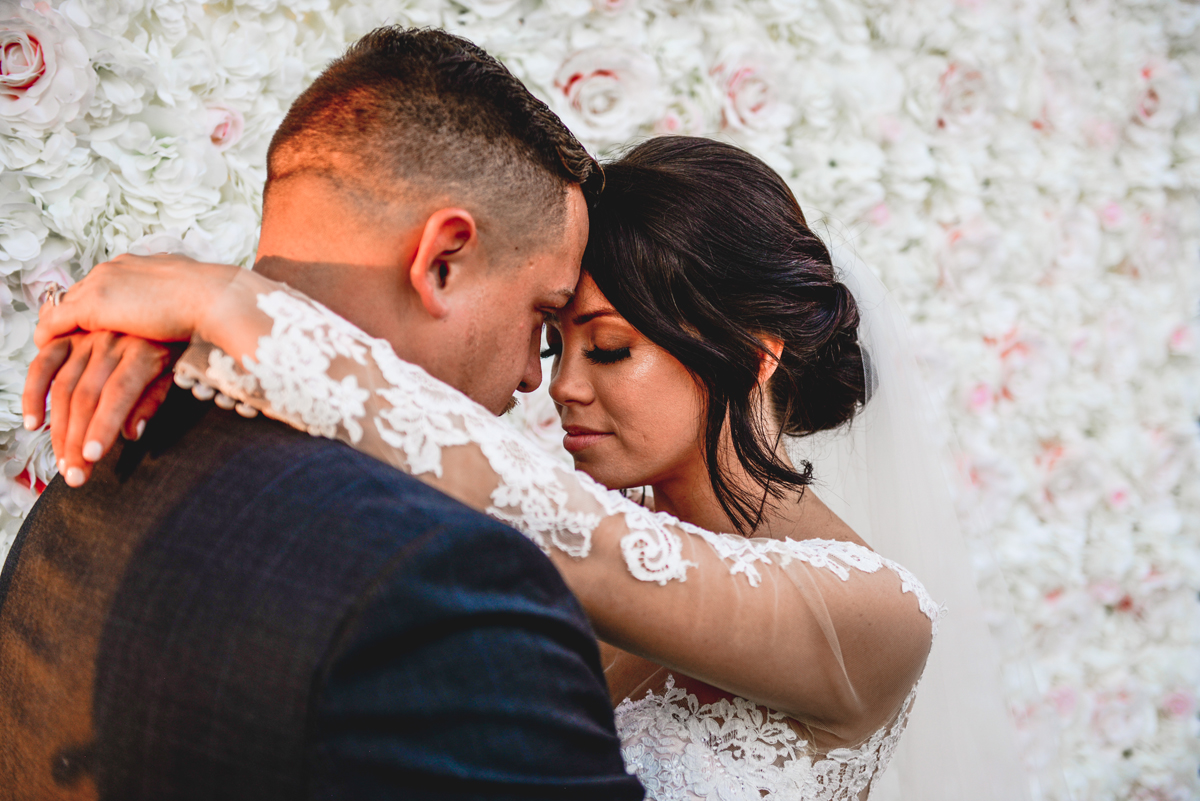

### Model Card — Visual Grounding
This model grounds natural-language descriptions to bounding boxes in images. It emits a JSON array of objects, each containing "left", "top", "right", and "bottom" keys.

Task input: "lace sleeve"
[{"left": 176, "top": 274, "right": 939, "bottom": 745}]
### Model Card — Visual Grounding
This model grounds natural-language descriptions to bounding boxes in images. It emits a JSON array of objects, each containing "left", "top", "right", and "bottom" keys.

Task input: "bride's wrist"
[{"left": 193, "top": 266, "right": 278, "bottom": 363}]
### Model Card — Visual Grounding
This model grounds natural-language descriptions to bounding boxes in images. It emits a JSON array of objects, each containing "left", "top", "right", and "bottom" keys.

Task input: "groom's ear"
[{"left": 409, "top": 208, "right": 478, "bottom": 319}]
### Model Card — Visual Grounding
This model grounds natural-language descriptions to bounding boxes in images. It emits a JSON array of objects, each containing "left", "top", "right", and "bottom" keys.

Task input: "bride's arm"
[{"left": 29, "top": 257, "right": 936, "bottom": 745}]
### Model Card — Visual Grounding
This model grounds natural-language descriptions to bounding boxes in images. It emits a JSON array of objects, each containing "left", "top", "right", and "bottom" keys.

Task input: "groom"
[{"left": 0, "top": 27, "right": 642, "bottom": 800}]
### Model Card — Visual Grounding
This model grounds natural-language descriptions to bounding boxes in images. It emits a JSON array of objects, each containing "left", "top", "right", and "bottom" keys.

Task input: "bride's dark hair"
[{"left": 583, "top": 136, "right": 866, "bottom": 535}]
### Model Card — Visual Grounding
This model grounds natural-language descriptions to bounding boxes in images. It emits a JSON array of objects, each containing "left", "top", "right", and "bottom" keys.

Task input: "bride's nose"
[{"left": 548, "top": 351, "right": 594, "bottom": 407}]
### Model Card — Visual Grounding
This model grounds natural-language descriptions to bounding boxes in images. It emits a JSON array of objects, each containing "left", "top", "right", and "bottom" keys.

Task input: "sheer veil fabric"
[{"left": 786, "top": 245, "right": 1035, "bottom": 801}]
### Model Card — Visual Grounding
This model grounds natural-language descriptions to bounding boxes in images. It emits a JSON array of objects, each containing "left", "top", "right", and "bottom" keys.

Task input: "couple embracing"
[{"left": 2, "top": 26, "right": 991, "bottom": 801}]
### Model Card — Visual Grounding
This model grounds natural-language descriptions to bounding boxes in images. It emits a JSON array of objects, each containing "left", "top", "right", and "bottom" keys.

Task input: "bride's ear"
[
  {"left": 409, "top": 208, "right": 478, "bottom": 319},
  {"left": 757, "top": 335, "right": 785, "bottom": 386}
]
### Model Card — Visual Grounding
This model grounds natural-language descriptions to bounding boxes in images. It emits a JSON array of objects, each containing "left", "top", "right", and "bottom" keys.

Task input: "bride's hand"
[
  {"left": 25, "top": 252, "right": 243, "bottom": 486},
  {"left": 32, "top": 253, "right": 240, "bottom": 349},
  {"left": 23, "top": 332, "right": 182, "bottom": 486}
]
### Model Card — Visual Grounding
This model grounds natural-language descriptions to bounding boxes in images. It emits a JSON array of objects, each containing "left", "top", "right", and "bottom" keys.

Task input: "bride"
[{"left": 26, "top": 137, "right": 1008, "bottom": 799}]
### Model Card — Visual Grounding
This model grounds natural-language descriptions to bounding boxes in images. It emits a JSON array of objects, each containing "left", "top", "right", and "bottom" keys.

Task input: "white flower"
[
  {"left": 0, "top": 426, "right": 53, "bottom": 518},
  {"left": 456, "top": 0, "right": 521, "bottom": 18},
  {"left": 0, "top": 0, "right": 95, "bottom": 133},
  {"left": 18, "top": 235, "right": 74, "bottom": 308},
  {"left": 553, "top": 46, "right": 660, "bottom": 145},
  {"left": 126, "top": 229, "right": 219, "bottom": 263}
]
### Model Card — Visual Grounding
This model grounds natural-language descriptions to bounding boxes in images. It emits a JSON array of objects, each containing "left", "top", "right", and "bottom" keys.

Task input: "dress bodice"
[
  {"left": 609, "top": 536, "right": 937, "bottom": 801},
  {"left": 617, "top": 677, "right": 918, "bottom": 801}
]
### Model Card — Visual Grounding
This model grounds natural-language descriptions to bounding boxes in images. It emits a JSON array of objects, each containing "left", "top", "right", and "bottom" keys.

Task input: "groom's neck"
[{"left": 252, "top": 255, "right": 416, "bottom": 347}]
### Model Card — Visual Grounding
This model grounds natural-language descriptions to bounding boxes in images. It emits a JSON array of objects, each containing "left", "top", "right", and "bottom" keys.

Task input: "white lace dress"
[{"left": 174, "top": 279, "right": 941, "bottom": 801}]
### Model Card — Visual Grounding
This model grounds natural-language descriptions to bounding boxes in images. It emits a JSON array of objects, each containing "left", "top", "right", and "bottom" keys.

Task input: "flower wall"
[{"left": 1, "top": 0, "right": 1197, "bottom": 797}]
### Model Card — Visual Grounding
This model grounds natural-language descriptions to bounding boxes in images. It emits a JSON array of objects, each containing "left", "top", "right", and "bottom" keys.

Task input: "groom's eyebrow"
[{"left": 572, "top": 309, "right": 617, "bottom": 325}]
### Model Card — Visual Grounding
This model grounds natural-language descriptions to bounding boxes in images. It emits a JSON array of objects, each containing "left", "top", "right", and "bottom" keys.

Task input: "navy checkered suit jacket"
[{"left": 0, "top": 388, "right": 642, "bottom": 800}]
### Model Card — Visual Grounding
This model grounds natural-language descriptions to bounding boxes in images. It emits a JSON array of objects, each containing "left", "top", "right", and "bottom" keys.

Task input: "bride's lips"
[{"left": 562, "top": 425, "right": 613, "bottom": 454}]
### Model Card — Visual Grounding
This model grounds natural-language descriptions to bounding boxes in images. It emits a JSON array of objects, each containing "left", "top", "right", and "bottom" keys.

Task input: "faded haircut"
[{"left": 265, "top": 26, "right": 600, "bottom": 255}]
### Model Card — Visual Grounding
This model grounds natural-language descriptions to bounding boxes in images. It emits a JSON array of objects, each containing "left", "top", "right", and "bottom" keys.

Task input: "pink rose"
[
  {"left": 206, "top": 103, "right": 244, "bottom": 151},
  {"left": 554, "top": 47, "right": 659, "bottom": 143},
  {"left": 1133, "top": 61, "right": 1186, "bottom": 131},
  {"left": 711, "top": 47, "right": 789, "bottom": 133},
  {"left": 1046, "top": 686, "right": 1078, "bottom": 717},
  {"left": 0, "top": 1, "right": 94, "bottom": 132},
  {"left": 936, "top": 62, "right": 989, "bottom": 133},
  {"left": 1161, "top": 690, "right": 1195, "bottom": 719},
  {"left": 867, "top": 202, "right": 891, "bottom": 227},
  {"left": 1168, "top": 324, "right": 1194, "bottom": 355},
  {"left": 1100, "top": 201, "right": 1125, "bottom": 229}
]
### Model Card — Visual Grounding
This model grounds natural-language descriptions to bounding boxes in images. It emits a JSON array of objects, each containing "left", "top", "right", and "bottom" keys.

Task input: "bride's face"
[{"left": 545, "top": 273, "right": 706, "bottom": 490}]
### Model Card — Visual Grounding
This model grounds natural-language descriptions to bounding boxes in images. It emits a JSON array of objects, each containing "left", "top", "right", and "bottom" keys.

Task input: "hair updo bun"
[
  {"left": 583, "top": 136, "right": 868, "bottom": 535},
  {"left": 774, "top": 281, "right": 867, "bottom": 437}
]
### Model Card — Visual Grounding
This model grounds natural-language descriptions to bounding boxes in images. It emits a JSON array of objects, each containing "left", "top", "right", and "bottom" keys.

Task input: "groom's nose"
[{"left": 517, "top": 329, "right": 543, "bottom": 393}]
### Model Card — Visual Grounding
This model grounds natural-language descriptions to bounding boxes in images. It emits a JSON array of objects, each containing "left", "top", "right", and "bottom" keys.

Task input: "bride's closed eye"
[{"left": 584, "top": 345, "right": 631, "bottom": 365}]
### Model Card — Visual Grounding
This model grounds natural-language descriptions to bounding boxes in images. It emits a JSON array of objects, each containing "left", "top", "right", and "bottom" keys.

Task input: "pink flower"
[
  {"left": 1088, "top": 579, "right": 1123, "bottom": 605},
  {"left": 968, "top": 383, "right": 992, "bottom": 412},
  {"left": 1107, "top": 487, "right": 1130, "bottom": 511},
  {"left": 1161, "top": 690, "right": 1194, "bottom": 718},
  {"left": 1047, "top": 686, "right": 1078, "bottom": 717},
  {"left": 710, "top": 46, "right": 789, "bottom": 133},
  {"left": 868, "top": 202, "right": 891, "bottom": 227},
  {"left": 1168, "top": 324, "right": 1194, "bottom": 355},
  {"left": 206, "top": 103, "right": 244, "bottom": 151},
  {"left": 1100, "top": 201, "right": 1125, "bottom": 229},
  {"left": 876, "top": 115, "right": 904, "bottom": 144},
  {"left": 937, "top": 62, "right": 989, "bottom": 132},
  {"left": 1085, "top": 118, "right": 1119, "bottom": 150},
  {"left": 0, "top": 1, "right": 94, "bottom": 132},
  {"left": 554, "top": 47, "right": 659, "bottom": 142}
]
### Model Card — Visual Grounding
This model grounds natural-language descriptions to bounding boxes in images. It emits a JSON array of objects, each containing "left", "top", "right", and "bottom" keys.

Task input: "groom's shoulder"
[{"left": 0, "top": 390, "right": 637, "bottom": 800}]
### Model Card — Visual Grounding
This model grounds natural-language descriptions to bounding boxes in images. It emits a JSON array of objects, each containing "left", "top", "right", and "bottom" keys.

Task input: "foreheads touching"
[{"left": 262, "top": 26, "right": 601, "bottom": 265}]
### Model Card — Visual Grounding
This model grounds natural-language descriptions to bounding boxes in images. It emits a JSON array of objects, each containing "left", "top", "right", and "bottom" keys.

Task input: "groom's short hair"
[{"left": 265, "top": 27, "right": 598, "bottom": 252}]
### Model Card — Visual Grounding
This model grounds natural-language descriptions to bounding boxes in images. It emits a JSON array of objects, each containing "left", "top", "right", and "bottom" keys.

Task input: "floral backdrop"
[{"left": 0, "top": 0, "right": 1197, "bottom": 797}]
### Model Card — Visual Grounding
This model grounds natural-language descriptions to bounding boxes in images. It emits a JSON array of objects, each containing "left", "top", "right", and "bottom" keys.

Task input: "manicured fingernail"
[
  {"left": 135, "top": 419, "right": 146, "bottom": 440},
  {"left": 82, "top": 441, "right": 102, "bottom": 462},
  {"left": 65, "top": 467, "right": 85, "bottom": 487},
  {"left": 23, "top": 415, "right": 37, "bottom": 431}
]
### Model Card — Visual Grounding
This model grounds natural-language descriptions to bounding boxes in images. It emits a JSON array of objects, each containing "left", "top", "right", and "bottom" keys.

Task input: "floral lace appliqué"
[
  {"left": 616, "top": 674, "right": 920, "bottom": 801},
  {"left": 690, "top": 532, "right": 944, "bottom": 634},
  {"left": 177, "top": 289, "right": 700, "bottom": 571}
]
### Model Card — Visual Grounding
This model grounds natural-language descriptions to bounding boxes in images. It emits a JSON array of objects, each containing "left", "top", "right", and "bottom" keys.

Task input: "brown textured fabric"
[{"left": 0, "top": 393, "right": 216, "bottom": 800}]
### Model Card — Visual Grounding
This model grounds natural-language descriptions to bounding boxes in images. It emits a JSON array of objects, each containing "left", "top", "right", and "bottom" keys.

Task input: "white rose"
[
  {"left": 91, "top": 106, "right": 225, "bottom": 228},
  {"left": 0, "top": 0, "right": 95, "bottom": 133},
  {"left": 126, "top": 229, "right": 220, "bottom": 263},
  {"left": 0, "top": 427, "right": 54, "bottom": 518},
  {"left": 18, "top": 235, "right": 74, "bottom": 308},
  {"left": 457, "top": 0, "right": 522, "bottom": 17},
  {"left": 553, "top": 46, "right": 660, "bottom": 145}
]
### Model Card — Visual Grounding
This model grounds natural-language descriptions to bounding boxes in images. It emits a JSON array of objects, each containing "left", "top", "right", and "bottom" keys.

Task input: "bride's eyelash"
[
  {"left": 584, "top": 346, "right": 631, "bottom": 365},
  {"left": 540, "top": 342, "right": 561, "bottom": 359}
]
